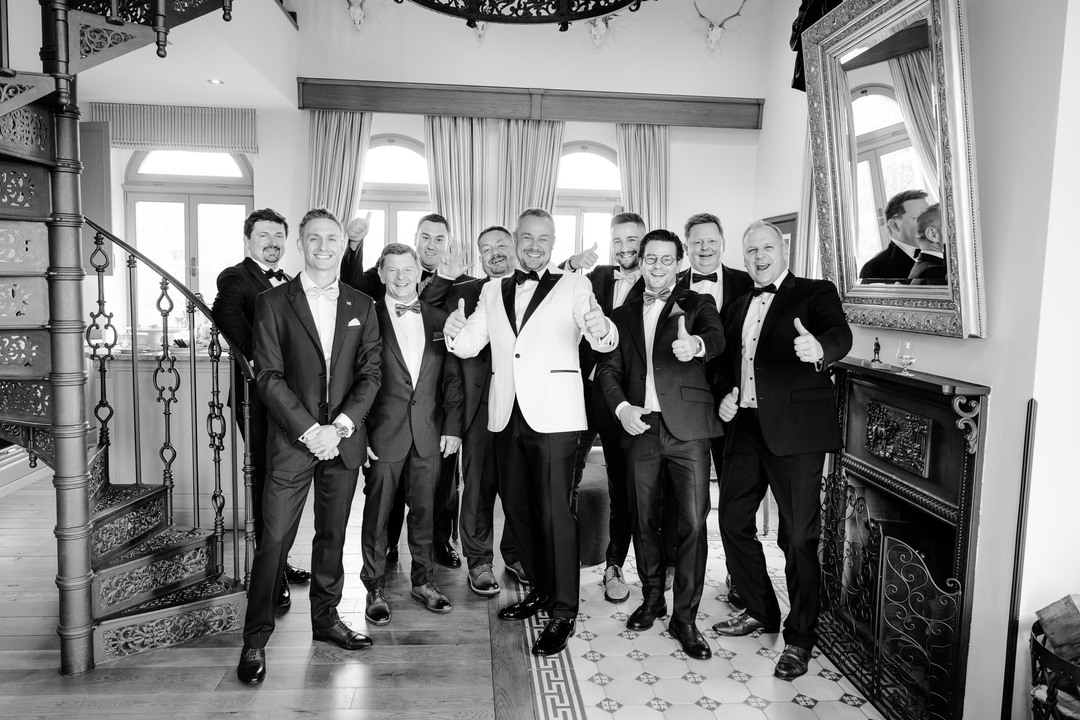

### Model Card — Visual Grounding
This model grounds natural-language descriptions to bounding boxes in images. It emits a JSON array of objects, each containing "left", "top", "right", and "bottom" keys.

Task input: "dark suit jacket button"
[
  {"left": 319, "top": 401, "right": 327, "bottom": 408},
  {"left": 411, "top": 400, "right": 417, "bottom": 406},
  {"left": 515, "top": 353, "right": 521, "bottom": 358},
  {"left": 319, "top": 373, "right": 326, "bottom": 379}
]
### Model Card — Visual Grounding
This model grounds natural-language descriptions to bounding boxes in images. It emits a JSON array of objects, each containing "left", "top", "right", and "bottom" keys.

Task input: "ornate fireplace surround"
[{"left": 818, "top": 359, "right": 989, "bottom": 720}]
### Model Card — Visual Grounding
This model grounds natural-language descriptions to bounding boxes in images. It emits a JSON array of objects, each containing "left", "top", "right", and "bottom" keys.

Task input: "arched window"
[
  {"left": 357, "top": 135, "right": 432, "bottom": 269},
  {"left": 124, "top": 150, "right": 253, "bottom": 330},
  {"left": 851, "top": 85, "right": 934, "bottom": 266},
  {"left": 554, "top": 142, "right": 621, "bottom": 265}
]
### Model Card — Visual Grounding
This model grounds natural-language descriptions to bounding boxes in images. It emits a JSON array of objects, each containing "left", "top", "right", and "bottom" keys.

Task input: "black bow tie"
[
  {"left": 395, "top": 301, "right": 421, "bottom": 317},
  {"left": 514, "top": 269, "right": 540, "bottom": 285},
  {"left": 691, "top": 272, "right": 718, "bottom": 284},
  {"left": 643, "top": 288, "right": 671, "bottom": 308},
  {"left": 264, "top": 268, "right": 285, "bottom": 282},
  {"left": 750, "top": 284, "right": 777, "bottom": 297},
  {"left": 421, "top": 269, "right": 434, "bottom": 281}
]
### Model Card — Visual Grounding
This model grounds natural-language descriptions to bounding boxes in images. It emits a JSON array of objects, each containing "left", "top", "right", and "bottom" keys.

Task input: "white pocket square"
[{"left": 348, "top": 318, "right": 362, "bottom": 327}]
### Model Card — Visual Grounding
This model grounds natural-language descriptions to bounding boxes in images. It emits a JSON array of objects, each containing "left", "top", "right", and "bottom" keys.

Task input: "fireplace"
[{"left": 818, "top": 359, "right": 989, "bottom": 720}]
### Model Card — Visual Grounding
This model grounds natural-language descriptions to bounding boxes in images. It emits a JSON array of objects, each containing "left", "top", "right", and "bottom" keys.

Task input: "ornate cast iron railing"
[
  {"left": 83, "top": 216, "right": 254, "bottom": 583},
  {"left": 70, "top": 0, "right": 234, "bottom": 56}
]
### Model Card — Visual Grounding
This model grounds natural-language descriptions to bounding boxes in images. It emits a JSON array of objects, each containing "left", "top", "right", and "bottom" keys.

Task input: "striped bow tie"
[{"left": 395, "top": 301, "right": 421, "bottom": 316}]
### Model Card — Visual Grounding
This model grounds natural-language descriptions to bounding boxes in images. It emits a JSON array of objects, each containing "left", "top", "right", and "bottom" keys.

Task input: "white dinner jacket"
[{"left": 447, "top": 265, "right": 617, "bottom": 434}]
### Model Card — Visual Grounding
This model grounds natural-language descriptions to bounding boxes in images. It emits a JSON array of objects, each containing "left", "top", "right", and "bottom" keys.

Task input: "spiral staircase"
[{"left": 0, "top": 0, "right": 253, "bottom": 675}]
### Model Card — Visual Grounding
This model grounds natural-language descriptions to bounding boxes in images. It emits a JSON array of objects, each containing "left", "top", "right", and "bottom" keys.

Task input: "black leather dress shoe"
[
  {"left": 711, "top": 612, "right": 779, "bottom": 637},
  {"left": 237, "top": 646, "right": 265, "bottom": 684},
  {"left": 532, "top": 617, "right": 575, "bottom": 656},
  {"left": 285, "top": 564, "right": 311, "bottom": 584},
  {"left": 726, "top": 577, "right": 745, "bottom": 610},
  {"left": 497, "top": 591, "right": 549, "bottom": 621},
  {"left": 669, "top": 620, "right": 712, "bottom": 660},
  {"left": 386, "top": 546, "right": 399, "bottom": 565},
  {"left": 626, "top": 602, "right": 668, "bottom": 631},
  {"left": 434, "top": 541, "right": 461, "bottom": 569},
  {"left": 411, "top": 582, "right": 453, "bottom": 613},
  {"left": 313, "top": 619, "right": 373, "bottom": 650},
  {"left": 277, "top": 579, "right": 291, "bottom": 611},
  {"left": 365, "top": 589, "right": 391, "bottom": 626},
  {"left": 774, "top": 645, "right": 811, "bottom": 680}
]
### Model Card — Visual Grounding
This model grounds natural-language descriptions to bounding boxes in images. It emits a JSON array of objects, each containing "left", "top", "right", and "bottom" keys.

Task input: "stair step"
[
  {"left": 93, "top": 576, "right": 246, "bottom": 663},
  {"left": 93, "top": 527, "right": 216, "bottom": 619},
  {"left": 91, "top": 483, "right": 170, "bottom": 566}
]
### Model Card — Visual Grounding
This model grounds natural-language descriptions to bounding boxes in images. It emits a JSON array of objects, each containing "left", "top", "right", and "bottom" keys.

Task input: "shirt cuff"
[
  {"left": 333, "top": 413, "right": 355, "bottom": 437},
  {"left": 693, "top": 335, "right": 706, "bottom": 358},
  {"left": 615, "top": 401, "right": 630, "bottom": 419},
  {"left": 596, "top": 326, "right": 616, "bottom": 347},
  {"left": 299, "top": 423, "right": 320, "bottom": 442}
]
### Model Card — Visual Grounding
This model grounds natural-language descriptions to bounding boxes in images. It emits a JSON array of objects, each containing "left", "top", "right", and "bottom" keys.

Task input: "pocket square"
[{"left": 347, "top": 317, "right": 362, "bottom": 327}]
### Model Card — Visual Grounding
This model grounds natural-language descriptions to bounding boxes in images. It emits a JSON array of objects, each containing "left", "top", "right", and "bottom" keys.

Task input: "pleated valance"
[{"left": 88, "top": 102, "right": 258, "bottom": 153}]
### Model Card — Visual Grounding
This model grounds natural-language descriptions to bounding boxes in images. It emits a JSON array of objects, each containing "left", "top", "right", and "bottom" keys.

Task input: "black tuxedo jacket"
[
  {"left": 676, "top": 264, "right": 755, "bottom": 322},
  {"left": 252, "top": 277, "right": 382, "bottom": 471},
  {"left": 716, "top": 273, "right": 852, "bottom": 457},
  {"left": 447, "top": 276, "right": 493, "bottom": 430},
  {"left": 348, "top": 265, "right": 458, "bottom": 311},
  {"left": 577, "top": 264, "right": 646, "bottom": 379},
  {"left": 909, "top": 254, "right": 947, "bottom": 285},
  {"left": 340, "top": 243, "right": 365, "bottom": 292},
  {"left": 368, "top": 299, "right": 464, "bottom": 463},
  {"left": 213, "top": 257, "right": 274, "bottom": 361},
  {"left": 859, "top": 242, "right": 915, "bottom": 283},
  {"left": 597, "top": 286, "right": 725, "bottom": 444}
]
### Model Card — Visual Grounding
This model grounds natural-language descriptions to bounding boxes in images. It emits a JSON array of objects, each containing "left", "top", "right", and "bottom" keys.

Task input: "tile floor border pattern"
[{"left": 523, "top": 531, "right": 885, "bottom": 720}]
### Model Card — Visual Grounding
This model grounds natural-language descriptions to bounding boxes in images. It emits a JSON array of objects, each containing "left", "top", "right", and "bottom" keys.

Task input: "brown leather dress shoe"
[
  {"left": 669, "top": 620, "right": 712, "bottom": 660},
  {"left": 237, "top": 645, "right": 265, "bottom": 684},
  {"left": 532, "top": 617, "right": 575, "bottom": 656},
  {"left": 411, "top": 582, "right": 453, "bottom": 613},
  {"left": 774, "top": 645, "right": 811, "bottom": 680},
  {"left": 313, "top": 619, "right": 373, "bottom": 650},
  {"left": 626, "top": 602, "right": 668, "bottom": 631},
  {"left": 497, "top": 590, "right": 549, "bottom": 621},
  {"left": 711, "top": 612, "right": 779, "bottom": 636}
]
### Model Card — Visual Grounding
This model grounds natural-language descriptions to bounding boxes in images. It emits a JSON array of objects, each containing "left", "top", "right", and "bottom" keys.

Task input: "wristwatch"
[{"left": 332, "top": 422, "right": 350, "bottom": 438}]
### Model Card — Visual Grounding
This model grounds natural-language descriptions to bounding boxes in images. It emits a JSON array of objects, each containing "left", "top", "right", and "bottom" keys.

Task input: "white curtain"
[
  {"left": 307, "top": 110, "right": 371, "bottom": 226},
  {"left": 496, "top": 119, "right": 564, "bottom": 227},
  {"left": 616, "top": 123, "right": 669, "bottom": 231},
  {"left": 890, "top": 49, "right": 940, "bottom": 194},
  {"left": 424, "top": 116, "right": 489, "bottom": 268}
]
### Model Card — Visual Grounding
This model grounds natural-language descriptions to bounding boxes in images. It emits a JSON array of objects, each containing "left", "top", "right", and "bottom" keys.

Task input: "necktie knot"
[
  {"left": 395, "top": 300, "right": 421, "bottom": 317},
  {"left": 514, "top": 269, "right": 540, "bottom": 285},
  {"left": 306, "top": 283, "right": 339, "bottom": 301},
  {"left": 692, "top": 272, "right": 718, "bottom": 284},
  {"left": 750, "top": 283, "right": 777, "bottom": 297},
  {"left": 264, "top": 268, "right": 285, "bottom": 282},
  {"left": 643, "top": 287, "right": 671, "bottom": 308}
]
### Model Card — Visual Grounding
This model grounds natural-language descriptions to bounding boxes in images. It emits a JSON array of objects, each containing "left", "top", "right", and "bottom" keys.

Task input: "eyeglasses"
[{"left": 641, "top": 255, "right": 677, "bottom": 266}]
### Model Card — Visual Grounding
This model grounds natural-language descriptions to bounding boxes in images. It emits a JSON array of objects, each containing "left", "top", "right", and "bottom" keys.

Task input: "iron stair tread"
[
  {"left": 96, "top": 576, "right": 244, "bottom": 621},
  {"left": 91, "top": 482, "right": 167, "bottom": 518}
]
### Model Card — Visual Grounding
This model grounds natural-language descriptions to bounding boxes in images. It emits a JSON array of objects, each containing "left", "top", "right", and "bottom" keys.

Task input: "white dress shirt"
[
  {"left": 612, "top": 268, "right": 641, "bottom": 310},
  {"left": 739, "top": 270, "right": 789, "bottom": 409},
  {"left": 252, "top": 259, "right": 287, "bottom": 287},
  {"left": 386, "top": 293, "right": 424, "bottom": 387},
  {"left": 298, "top": 271, "right": 354, "bottom": 440},
  {"left": 690, "top": 268, "right": 724, "bottom": 310}
]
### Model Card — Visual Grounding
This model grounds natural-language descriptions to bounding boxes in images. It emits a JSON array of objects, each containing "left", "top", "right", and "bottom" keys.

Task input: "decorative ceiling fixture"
[{"left": 393, "top": 0, "right": 652, "bottom": 32}]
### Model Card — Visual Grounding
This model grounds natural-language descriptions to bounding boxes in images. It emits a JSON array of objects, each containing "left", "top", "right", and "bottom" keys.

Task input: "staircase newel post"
[{"left": 41, "top": 0, "right": 95, "bottom": 669}]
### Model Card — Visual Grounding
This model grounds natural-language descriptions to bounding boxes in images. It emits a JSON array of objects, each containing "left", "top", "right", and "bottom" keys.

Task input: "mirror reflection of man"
[
  {"left": 859, "top": 189, "right": 930, "bottom": 283},
  {"left": 908, "top": 203, "right": 946, "bottom": 285}
]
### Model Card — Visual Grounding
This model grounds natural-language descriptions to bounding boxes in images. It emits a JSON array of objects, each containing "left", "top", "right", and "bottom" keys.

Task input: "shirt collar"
[
  {"left": 892, "top": 240, "right": 919, "bottom": 261},
  {"left": 755, "top": 269, "right": 789, "bottom": 292},
  {"left": 299, "top": 271, "right": 338, "bottom": 294},
  {"left": 385, "top": 292, "right": 419, "bottom": 306}
]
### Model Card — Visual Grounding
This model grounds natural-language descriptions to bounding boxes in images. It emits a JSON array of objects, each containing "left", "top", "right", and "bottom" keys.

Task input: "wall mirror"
[{"left": 804, "top": 0, "right": 985, "bottom": 338}]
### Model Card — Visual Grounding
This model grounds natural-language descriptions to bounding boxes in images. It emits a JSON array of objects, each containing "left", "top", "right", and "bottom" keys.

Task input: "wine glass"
[{"left": 896, "top": 340, "right": 917, "bottom": 376}]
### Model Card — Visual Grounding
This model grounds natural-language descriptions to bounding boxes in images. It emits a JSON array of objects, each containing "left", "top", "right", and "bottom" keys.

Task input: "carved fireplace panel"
[{"left": 819, "top": 359, "right": 988, "bottom": 720}]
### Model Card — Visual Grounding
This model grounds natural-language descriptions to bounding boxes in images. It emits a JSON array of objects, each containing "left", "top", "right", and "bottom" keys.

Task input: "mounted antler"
[
  {"left": 587, "top": 14, "right": 618, "bottom": 50},
  {"left": 347, "top": 0, "right": 366, "bottom": 32},
  {"left": 694, "top": 0, "right": 748, "bottom": 52}
]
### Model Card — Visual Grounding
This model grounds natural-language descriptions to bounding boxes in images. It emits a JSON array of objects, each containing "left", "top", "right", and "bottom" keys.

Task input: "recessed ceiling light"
[{"left": 207, "top": 78, "right": 225, "bottom": 85}]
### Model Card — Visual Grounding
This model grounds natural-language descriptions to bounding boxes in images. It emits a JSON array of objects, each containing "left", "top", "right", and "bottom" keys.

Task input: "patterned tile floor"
[{"left": 520, "top": 488, "right": 885, "bottom": 720}]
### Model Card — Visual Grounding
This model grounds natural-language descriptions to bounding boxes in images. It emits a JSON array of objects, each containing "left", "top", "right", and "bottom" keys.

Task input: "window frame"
[
  {"left": 554, "top": 141, "right": 621, "bottom": 257},
  {"left": 357, "top": 135, "right": 432, "bottom": 268}
]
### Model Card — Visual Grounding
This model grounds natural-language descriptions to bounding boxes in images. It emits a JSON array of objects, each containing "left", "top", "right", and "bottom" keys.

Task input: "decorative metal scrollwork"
[
  {"left": 73, "top": 0, "right": 152, "bottom": 25},
  {"left": 951, "top": 395, "right": 980, "bottom": 454},
  {"left": 395, "top": 0, "right": 649, "bottom": 29},
  {"left": 206, "top": 325, "right": 227, "bottom": 574},
  {"left": 99, "top": 595, "right": 242, "bottom": 660},
  {"left": 0, "top": 380, "right": 50, "bottom": 420},
  {"left": 152, "top": 279, "right": 179, "bottom": 515},
  {"left": 0, "top": 170, "right": 35, "bottom": 208},
  {"left": 92, "top": 500, "right": 164, "bottom": 559},
  {"left": 0, "top": 221, "right": 49, "bottom": 267},
  {"left": 79, "top": 26, "right": 138, "bottom": 59},
  {"left": 87, "top": 230, "right": 117, "bottom": 446},
  {"left": 0, "top": 333, "right": 43, "bottom": 371},
  {"left": 98, "top": 547, "right": 210, "bottom": 608},
  {"left": 0, "top": 107, "right": 49, "bottom": 152}
]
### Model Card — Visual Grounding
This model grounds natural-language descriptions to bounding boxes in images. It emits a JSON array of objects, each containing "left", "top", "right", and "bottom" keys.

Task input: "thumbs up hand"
[
  {"left": 571, "top": 242, "right": 600, "bottom": 272},
  {"left": 444, "top": 297, "right": 468, "bottom": 338},
  {"left": 671, "top": 315, "right": 700, "bottom": 362},
  {"left": 792, "top": 317, "right": 824, "bottom": 364},
  {"left": 583, "top": 296, "right": 609, "bottom": 339},
  {"left": 346, "top": 212, "right": 371, "bottom": 249},
  {"left": 718, "top": 387, "right": 739, "bottom": 422}
]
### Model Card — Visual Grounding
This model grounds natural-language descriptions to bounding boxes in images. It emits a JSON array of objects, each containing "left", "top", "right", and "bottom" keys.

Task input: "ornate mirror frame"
[{"left": 804, "top": 0, "right": 986, "bottom": 338}]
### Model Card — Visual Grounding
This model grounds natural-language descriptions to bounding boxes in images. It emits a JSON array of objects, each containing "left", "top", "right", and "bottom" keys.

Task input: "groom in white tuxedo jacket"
[{"left": 445, "top": 208, "right": 618, "bottom": 656}]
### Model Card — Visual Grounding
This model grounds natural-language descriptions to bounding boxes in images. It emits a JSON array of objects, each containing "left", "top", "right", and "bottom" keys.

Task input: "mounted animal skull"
[
  {"left": 347, "top": 0, "right": 365, "bottom": 32},
  {"left": 694, "top": 0, "right": 748, "bottom": 52},
  {"left": 587, "top": 14, "right": 617, "bottom": 50}
]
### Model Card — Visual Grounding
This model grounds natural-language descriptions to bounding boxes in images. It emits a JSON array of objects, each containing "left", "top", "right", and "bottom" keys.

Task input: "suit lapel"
[
  {"left": 417, "top": 303, "right": 435, "bottom": 380},
  {"left": 500, "top": 277, "right": 517, "bottom": 335},
  {"left": 285, "top": 279, "right": 324, "bottom": 365},
  {"left": 329, "top": 290, "right": 356, "bottom": 376},
  {"left": 626, "top": 296, "right": 647, "bottom": 364},
  {"left": 375, "top": 301, "right": 407, "bottom": 374},
  {"left": 759, "top": 273, "right": 797, "bottom": 342},
  {"left": 243, "top": 257, "right": 274, "bottom": 292},
  {"left": 600, "top": 267, "right": 615, "bottom": 312},
  {"left": 520, "top": 270, "right": 560, "bottom": 331}
]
